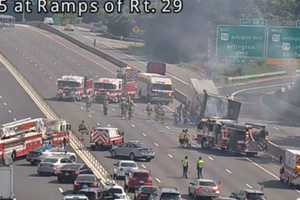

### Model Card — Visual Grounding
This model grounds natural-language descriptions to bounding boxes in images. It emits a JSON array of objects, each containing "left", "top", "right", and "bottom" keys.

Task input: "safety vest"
[
  {"left": 182, "top": 159, "right": 188, "bottom": 167},
  {"left": 197, "top": 159, "right": 204, "bottom": 168}
]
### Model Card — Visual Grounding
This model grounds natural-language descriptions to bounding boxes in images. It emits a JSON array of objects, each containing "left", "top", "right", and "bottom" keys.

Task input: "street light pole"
[{"left": 22, "top": 0, "right": 26, "bottom": 23}]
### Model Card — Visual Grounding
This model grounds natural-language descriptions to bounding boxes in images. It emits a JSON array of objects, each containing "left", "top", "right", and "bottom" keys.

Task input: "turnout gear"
[{"left": 78, "top": 120, "right": 88, "bottom": 135}]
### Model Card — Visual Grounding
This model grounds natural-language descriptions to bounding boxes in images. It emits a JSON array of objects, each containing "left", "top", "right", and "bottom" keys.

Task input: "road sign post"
[{"left": 216, "top": 25, "right": 266, "bottom": 58}]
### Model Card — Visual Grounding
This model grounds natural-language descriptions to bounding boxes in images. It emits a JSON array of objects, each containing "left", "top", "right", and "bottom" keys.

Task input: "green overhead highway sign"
[
  {"left": 216, "top": 25, "right": 266, "bottom": 58},
  {"left": 267, "top": 27, "right": 300, "bottom": 59},
  {"left": 240, "top": 17, "right": 266, "bottom": 26}
]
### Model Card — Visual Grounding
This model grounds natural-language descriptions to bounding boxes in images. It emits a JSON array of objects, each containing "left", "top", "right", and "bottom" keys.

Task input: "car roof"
[
  {"left": 64, "top": 194, "right": 88, "bottom": 199},
  {"left": 197, "top": 178, "right": 216, "bottom": 183},
  {"left": 108, "top": 185, "right": 124, "bottom": 190},
  {"left": 244, "top": 189, "right": 264, "bottom": 194},
  {"left": 159, "top": 187, "right": 179, "bottom": 193},
  {"left": 131, "top": 169, "right": 149, "bottom": 173},
  {"left": 119, "top": 160, "right": 136, "bottom": 164}
]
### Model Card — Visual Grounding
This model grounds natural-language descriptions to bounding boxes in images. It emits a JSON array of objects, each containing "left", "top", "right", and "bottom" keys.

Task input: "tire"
[
  {"left": 111, "top": 150, "right": 116, "bottom": 158},
  {"left": 11, "top": 151, "right": 16, "bottom": 161},
  {"left": 129, "top": 153, "right": 135, "bottom": 161}
]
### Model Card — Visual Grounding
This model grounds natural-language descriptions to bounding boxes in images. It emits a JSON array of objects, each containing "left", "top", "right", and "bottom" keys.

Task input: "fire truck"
[
  {"left": 94, "top": 78, "right": 123, "bottom": 103},
  {"left": 116, "top": 65, "right": 139, "bottom": 98},
  {"left": 196, "top": 118, "right": 268, "bottom": 156},
  {"left": 0, "top": 118, "right": 71, "bottom": 162},
  {"left": 90, "top": 127, "right": 124, "bottom": 150},
  {"left": 56, "top": 75, "right": 94, "bottom": 101}
]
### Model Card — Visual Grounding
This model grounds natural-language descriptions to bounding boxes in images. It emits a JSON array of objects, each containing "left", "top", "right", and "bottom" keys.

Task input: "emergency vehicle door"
[{"left": 226, "top": 99, "right": 241, "bottom": 120}]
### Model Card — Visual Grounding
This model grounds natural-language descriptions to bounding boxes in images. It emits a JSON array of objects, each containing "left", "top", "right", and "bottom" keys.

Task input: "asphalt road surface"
[
  {"left": 0, "top": 25, "right": 299, "bottom": 199},
  {"left": 0, "top": 63, "right": 73, "bottom": 200}
]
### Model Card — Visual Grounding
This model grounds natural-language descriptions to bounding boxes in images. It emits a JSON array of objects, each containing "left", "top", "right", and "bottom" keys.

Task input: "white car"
[
  {"left": 64, "top": 194, "right": 88, "bottom": 200},
  {"left": 106, "top": 185, "right": 127, "bottom": 200},
  {"left": 43, "top": 17, "right": 54, "bottom": 25},
  {"left": 113, "top": 160, "right": 138, "bottom": 179},
  {"left": 41, "top": 148, "right": 77, "bottom": 162},
  {"left": 37, "top": 156, "right": 74, "bottom": 175}
]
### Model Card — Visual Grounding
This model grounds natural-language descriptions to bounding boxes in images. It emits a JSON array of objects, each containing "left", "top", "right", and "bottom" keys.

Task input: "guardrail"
[{"left": 227, "top": 71, "right": 287, "bottom": 82}]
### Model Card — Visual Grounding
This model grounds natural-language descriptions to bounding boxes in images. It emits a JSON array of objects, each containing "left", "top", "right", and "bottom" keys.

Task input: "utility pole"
[{"left": 22, "top": 0, "right": 26, "bottom": 23}]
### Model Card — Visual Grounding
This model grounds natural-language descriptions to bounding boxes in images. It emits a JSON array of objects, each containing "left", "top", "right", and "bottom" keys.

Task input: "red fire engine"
[
  {"left": 94, "top": 78, "right": 123, "bottom": 103},
  {"left": 90, "top": 127, "right": 124, "bottom": 150},
  {"left": 56, "top": 75, "right": 94, "bottom": 101},
  {"left": 195, "top": 118, "right": 267, "bottom": 156},
  {"left": 0, "top": 118, "right": 71, "bottom": 162},
  {"left": 117, "top": 65, "right": 139, "bottom": 98}
]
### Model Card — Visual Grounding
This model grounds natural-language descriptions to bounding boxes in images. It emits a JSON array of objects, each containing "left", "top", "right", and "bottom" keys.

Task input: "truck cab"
[
  {"left": 90, "top": 127, "right": 124, "bottom": 150},
  {"left": 94, "top": 78, "right": 123, "bottom": 103}
]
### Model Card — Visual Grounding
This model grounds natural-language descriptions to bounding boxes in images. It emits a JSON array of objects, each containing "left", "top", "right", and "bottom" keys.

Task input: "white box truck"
[
  {"left": 0, "top": 165, "right": 15, "bottom": 200},
  {"left": 280, "top": 149, "right": 300, "bottom": 186}
]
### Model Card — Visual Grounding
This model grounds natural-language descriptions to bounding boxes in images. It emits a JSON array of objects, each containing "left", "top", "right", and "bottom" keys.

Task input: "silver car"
[
  {"left": 37, "top": 156, "right": 74, "bottom": 176},
  {"left": 113, "top": 160, "right": 139, "bottom": 179},
  {"left": 110, "top": 141, "right": 155, "bottom": 161},
  {"left": 188, "top": 178, "right": 220, "bottom": 198}
]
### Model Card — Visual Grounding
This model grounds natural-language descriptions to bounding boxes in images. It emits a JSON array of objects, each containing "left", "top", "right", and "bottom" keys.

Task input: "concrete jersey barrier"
[{"left": 228, "top": 71, "right": 287, "bottom": 82}]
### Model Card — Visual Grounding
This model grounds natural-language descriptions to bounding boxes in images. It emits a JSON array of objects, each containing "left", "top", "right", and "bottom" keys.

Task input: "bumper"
[
  {"left": 37, "top": 168, "right": 54, "bottom": 175},
  {"left": 195, "top": 192, "right": 219, "bottom": 197}
]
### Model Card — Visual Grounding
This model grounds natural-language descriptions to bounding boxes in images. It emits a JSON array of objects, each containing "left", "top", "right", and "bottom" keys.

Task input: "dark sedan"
[{"left": 57, "top": 163, "right": 93, "bottom": 183}]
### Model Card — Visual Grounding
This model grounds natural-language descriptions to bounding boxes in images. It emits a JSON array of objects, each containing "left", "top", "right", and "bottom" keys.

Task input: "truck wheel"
[{"left": 11, "top": 150, "right": 16, "bottom": 161}]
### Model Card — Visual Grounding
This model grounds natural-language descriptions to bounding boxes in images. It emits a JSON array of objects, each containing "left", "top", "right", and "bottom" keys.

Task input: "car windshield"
[
  {"left": 152, "top": 84, "right": 172, "bottom": 91},
  {"left": 43, "top": 158, "right": 57, "bottom": 163},
  {"left": 76, "top": 175, "right": 96, "bottom": 182},
  {"left": 58, "top": 80, "right": 80, "bottom": 88},
  {"left": 141, "top": 187, "right": 157, "bottom": 194},
  {"left": 108, "top": 188, "right": 123, "bottom": 194},
  {"left": 61, "top": 164, "right": 81, "bottom": 170},
  {"left": 246, "top": 193, "right": 265, "bottom": 200},
  {"left": 134, "top": 172, "right": 149, "bottom": 179},
  {"left": 160, "top": 193, "right": 180, "bottom": 200},
  {"left": 94, "top": 82, "right": 116, "bottom": 90},
  {"left": 121, "top": 162, "right": 137, "bottom": 168},
  {"left": 134, "top": 143, "right": 147, "bottom": 148},
  {"left": 199, "top": 181, "right": 216, "bottom": 187}
]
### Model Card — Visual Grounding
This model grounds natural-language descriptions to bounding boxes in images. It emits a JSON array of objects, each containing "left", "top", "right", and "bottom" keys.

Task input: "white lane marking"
[
  {"left": 245, "top": 158, "right": 279, "bottom": 179},
  {"left": 142, "top": 132, "right": 147, "bottom": 137},
  {"left": 58, "top": 187, "right": 64, "bottom": 193},
  {"left": 225, "top": 169, "right": 232, "bottom": 175},
  {"left": 168, "top": 154, "right": 174, "bottom": 159},
  {"left": 166, "top": 126, "right": 170, "bottom": 129},
  {"left": 131, "top": 124, "right": 135, "bottom": 128},
  {"left": 8, "top": 109, "right": 12, "bottom": 113},
  {"left": 246, "top": 184, "right": 253, "bottom": 189},
  {"left": 112, "top": 108, "right": 115, "bottom": 112},
  {"left": 3, "top": 102, "right": 7, "bottom": 106},
  {"left": 154, "top": 142, "right": 159, "bottom": 147},
  {"left": 88, "top": 114, "right": 92, "bottom": 118},
  {"left": 141, "top": 164, "right": 146, "bottom": 169},
  {"left": 231, "top": 83, "right": 290, "bottom": 98},
  {"left": 0, "top": 96, "right": 2, "bottom": 99},
  {"left": 208, "top": 156, "right": 214, "bottom": 161},
  {"left": 155, "top": 177, "right": 161, "bottom": 183},
  {"left": 80, "top": 106, "right": 84, "bottom": 110}
]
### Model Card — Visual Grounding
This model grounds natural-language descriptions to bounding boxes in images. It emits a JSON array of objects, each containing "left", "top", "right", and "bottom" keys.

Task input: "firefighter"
[
  {"left": 85, "top": 96, "right": 92, "bottom": 112},
  {"left": 181, "top": 156, "right": 189, "bottom": 178},
  {"left": 176, "top": 104, "right": 183, "bottom": 123},
  {"left": 146, "top": 103, "right": 153, "bottom": 118},
  {"left": 158, "top": 105, "right": 165, "bottom": 123},
  {"left": 128, "top": 99, "right": 134, "bottom": 120},
  {"left": 63, "top": 137, "right": 67, "bottom": 151},
  {"left": 183, "top": 129, "right": 190, "bottom": 147},
  {"left": 103, "top": 93, "right": 109, "bottom": 116},
  {"left": 178, "top": 130, "right": 185, "bottom": 146},
  {"left": 120, "top": 97, "right": 126, "bottom": 119},
  {"left": 196, "top": 156, "right": 205, "bottom": 178},
  {"left": 78, "top": 120, "right": 88, "bottom": 135}
]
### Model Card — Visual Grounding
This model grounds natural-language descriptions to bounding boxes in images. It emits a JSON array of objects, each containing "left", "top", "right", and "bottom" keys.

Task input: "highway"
[
  {"left": 0, "top": 25, "right": 299, "bottom": 199},
  {"left": 0, "top": 62, "right": 73, "bottom": 200}
]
